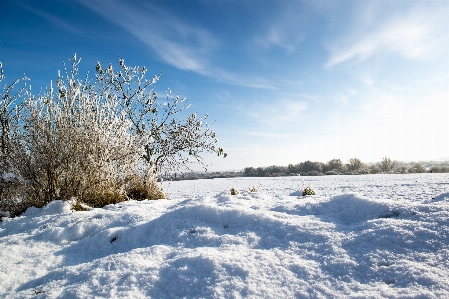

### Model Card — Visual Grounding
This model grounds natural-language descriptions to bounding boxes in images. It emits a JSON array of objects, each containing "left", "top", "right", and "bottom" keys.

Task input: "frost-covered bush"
[
  {"left": 302, "top": 170, "right": 323, "bottom": 176},
  {"left": 429, "top": 166, "right": 449, "bottom": 173},
  {"left": 14, "top": 55, "right": 146, "bottom": 208},
  {"left": 408, "top": 163, "right": 427, "bottom": 173},
  {"left": 356, "top": 167, "right": 370, "bottom": 175},
  {"left": 369, "top": 164, "right": 381, "bottom": 174},
  {"left": 325, "top": 170, "right": 340, "bottom": 175},
  {"left": 0, "top": 55, "right": 223, "bottom": 216},
  {"left": 379, "top": 156, "right": 396, "bottom": 173},
  {"left": 324, "top": 159, "right": 343, "bottom": 173},
  {"left": 0, "top": 63, "right": 28, "bottom": 216},
  {"left": 95, "top": 57, "right": 226, "bottom": 174},
  {"left": 346, "top": 158, "right": 364, "bottom": 172}
]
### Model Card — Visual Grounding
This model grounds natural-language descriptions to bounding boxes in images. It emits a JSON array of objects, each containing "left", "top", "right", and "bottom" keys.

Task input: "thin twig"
[{"left": 108, "top": 255, "right": 123, "bottom": 279}]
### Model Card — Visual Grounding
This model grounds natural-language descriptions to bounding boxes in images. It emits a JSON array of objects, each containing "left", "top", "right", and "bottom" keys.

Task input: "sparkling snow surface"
[{"left": 1, "top": 174, "right": 449, "bottom": 298}]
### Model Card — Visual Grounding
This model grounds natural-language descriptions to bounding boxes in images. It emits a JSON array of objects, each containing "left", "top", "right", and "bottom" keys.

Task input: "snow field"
[{"left": 1, "top": 174, "right": 448, "bottom": 298}]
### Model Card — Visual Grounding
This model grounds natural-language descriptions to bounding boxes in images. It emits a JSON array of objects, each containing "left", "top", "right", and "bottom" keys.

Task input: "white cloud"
[
  {"left": 77, "top": 0, "right": 216, "bottom": 74},
  {"left": 76, "top": 0, "right": 275, "bottom": 89},
  {"left": 325, "top": 5, "right": 448, "bottom": 68},
  {"left": 255, "top": 27, "right": 301, "bottom": 54},
  {"left": 212, "top": 69, "right": 277, "bottom": 90},
  {"left": 360, "top": 73, "right": 375, "bottom": 86},
  {"left": 333, "top": 88, "right": 359, "bottom": 106},
  {"left": 253, "top": 1, "right": 309, "bottom": 56},
  {"left": 248, "top": 99, "right": 308, "bottom": 125}
]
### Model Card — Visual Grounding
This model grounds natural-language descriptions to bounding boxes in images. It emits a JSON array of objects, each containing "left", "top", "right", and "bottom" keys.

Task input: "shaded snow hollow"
[{"left": 1, "top": 174, "right": 449, "bottom": 298}]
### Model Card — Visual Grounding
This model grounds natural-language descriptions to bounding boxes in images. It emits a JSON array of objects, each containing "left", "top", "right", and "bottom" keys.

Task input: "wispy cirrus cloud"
[
  {"left": 255, "top": 27, "right": 302, "bottom": 54},
  {"left": 76, "top": 0, "right": 275, "bottom": 89},
  {"left": 76, "top": 0, "right": 216, "bottom": 74},
  {"left": 325, "top": 4, "right": 449, "bottom": 68},
  {"left": 17, "top": 2, "right": 82, "bottom": 36},
  {"left": 253, "top": 1, "right": 308, "bottom": 55},
  {"left": 247, "top": 98, "right": 308, "bottom": 125}
]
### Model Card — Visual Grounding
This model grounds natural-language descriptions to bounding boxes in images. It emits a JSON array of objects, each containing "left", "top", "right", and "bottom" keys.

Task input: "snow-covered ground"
[{"left": 1, "top": 174, "right": 449, "bottom": 298}]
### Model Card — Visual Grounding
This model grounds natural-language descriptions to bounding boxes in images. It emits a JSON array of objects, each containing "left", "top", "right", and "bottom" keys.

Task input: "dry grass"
[
  {"left": 249, "top": 185, "right": 259, "bottom": 192},
  {"left": 126, "top": 175, "right": 166, "bottom": 201},
  {"left": 81, "top": 186, "right": 125, "bottom": 208},
  {"left": 70, "top": 200, "right": 91, "bottom": 211},
  {"left": 230, "top": 187, "right": 239, "bottom": 195}
]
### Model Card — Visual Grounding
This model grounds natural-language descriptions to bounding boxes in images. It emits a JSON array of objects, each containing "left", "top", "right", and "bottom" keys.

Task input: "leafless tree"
[
  {"left": 95, "top": 58, "right": 226, "bottom": 174},
  {"left": 347, "top": 158, "right": 364, "bottom": 172},
  {"left": 380, "top": 156, "right": 396, "bottom": 173}
]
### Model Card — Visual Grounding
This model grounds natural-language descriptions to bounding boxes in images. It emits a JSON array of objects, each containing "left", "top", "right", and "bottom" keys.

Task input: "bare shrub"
[
  {"left": 0, "top": 63, "right": 28, "bottom": 215},
  {"left": 0, "top": 55, "right": 224, "bottom": 216},
  {"left": 95, "top": 58, "right": 226, "bottom": 174},
  {"left": 17, "top": 55, "right": 144, "bottom": 207}
]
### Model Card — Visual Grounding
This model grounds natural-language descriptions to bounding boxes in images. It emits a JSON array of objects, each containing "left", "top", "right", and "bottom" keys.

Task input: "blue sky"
[{"left": 1, "top": 0, "right": 448, "bottom": 171}]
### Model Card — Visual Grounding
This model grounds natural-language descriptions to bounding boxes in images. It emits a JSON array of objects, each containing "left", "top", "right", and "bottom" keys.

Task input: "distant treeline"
[
  {"left": 243, "top": 157, "right": 449, "bottom": 177},
  {"left": 163, "top": 171, "right": 243, "bottom": 181}
]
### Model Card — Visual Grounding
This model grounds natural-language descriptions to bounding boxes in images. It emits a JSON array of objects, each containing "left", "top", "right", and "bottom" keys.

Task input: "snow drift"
[{"left": 1, "top": 174, "right": 449, "bottom": 298}]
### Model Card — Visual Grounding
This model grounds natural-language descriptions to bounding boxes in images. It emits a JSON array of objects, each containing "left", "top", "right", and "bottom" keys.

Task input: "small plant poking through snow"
[
  {"left": 302, "top": 186, "right": 316, "bottom": 196},
  {"left": 230, "top": 188, "right": 239, "bottom": 195},
  {"left": 70, "top": 201, "right": 91, "bottom": 212},
  {"left": 68, "top": 198, "right": 90, "bottom": 211},
  {"left": 249, "top": 185, "right": 259, "bottom": 192},
  {"left": 301, "top": 177, "right": 316, "bottom": 196}
]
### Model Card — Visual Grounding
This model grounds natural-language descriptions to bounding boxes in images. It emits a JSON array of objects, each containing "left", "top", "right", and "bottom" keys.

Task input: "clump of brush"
[
  {"left": 230, "top": 187, "right": 239, "bottom": 195},
  {"left": 301, "top": 177, "right": 315, "bottom": 196}
]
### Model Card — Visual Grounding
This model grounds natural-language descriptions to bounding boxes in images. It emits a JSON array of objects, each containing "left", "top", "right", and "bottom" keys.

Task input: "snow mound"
[
  {"left": 23, "top": 200, "right": 72, "bottom": 217},
  {"left": 432, "top": 192, "right": 449, "bottom": 202},
  {"left": 277, "top": 194, "right": 396, "bottom": 225},
  {"left": 322, "top": 194, "right": 393, "bottom": 224},
  {"left": 289, "top": 190, "right": 303, "bottom": 196},
  {"left": 1, "top": 174, "right": 449, "bottom": 298}
]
